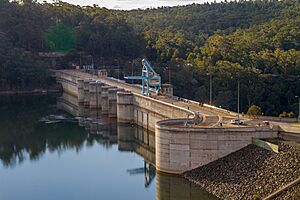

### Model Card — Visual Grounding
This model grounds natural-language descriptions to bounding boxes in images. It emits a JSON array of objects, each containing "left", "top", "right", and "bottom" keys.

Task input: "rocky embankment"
[{"left": 183, "top": 142, "right": 300, "bottom": 200}]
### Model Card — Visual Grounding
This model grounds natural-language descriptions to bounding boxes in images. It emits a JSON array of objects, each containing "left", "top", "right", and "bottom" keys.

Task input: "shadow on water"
[
  {"left": 0, "top": 93, "right": 218, "bottom": 200},
  {"left": 156, "top": 172, "right": 219, "bottom": 200}
]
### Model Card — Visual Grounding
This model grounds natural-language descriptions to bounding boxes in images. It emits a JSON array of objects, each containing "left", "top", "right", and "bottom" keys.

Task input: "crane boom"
[{"left": 124, "top": 58, "right": 161, "bottom": 96}]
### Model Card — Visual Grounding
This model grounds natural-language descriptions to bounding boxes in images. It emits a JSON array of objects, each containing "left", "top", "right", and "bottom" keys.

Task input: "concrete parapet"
[
  {"left": 155, "top": 119, "right": 278, "bottom": 174},
  {"left": 132, "top": 93, "right": 194, "bottom": 132},
  {"left": 117, "top": 91, "right": 134, "bottom": 123}
]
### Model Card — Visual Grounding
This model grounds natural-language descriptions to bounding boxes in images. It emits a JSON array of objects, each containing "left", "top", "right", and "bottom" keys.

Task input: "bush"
[
  {"left": 253, "top": 194, "right": 261, "bottom": 200},
  {"left": 247, "top": 105, "right": 262, "bottom": 116},
  {"left": 279, "top": 112, "right": 296, "bottom": 118},
  {"left": 288, "top": 112, "right": 296, "bottom": 118}
]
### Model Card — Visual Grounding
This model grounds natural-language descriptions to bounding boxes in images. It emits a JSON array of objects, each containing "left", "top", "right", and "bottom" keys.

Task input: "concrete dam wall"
[{"left": 56, "top": 70, "right": 278, "bottom": 174}]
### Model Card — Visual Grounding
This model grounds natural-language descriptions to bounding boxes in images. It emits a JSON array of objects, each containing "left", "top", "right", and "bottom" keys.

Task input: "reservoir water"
[{"left": 0, "top": 93, "right": 217, "bottom": 200}]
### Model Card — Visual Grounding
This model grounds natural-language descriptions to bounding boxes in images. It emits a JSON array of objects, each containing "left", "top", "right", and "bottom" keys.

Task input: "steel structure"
[{"left": 124, "top": 58, "right": 161, "bottom": 96}]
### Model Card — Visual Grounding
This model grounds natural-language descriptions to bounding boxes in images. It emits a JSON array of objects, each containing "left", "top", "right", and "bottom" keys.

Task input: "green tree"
[
  {"left": 46, "top": 23, "right": 75, "bottom": 52},
  {"left": 247, "top": 105, "right": 262, "bottom": 116}
]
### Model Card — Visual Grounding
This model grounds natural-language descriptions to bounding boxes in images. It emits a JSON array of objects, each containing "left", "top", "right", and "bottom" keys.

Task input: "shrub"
[
  {"left": 279, "top": 112, "right": 296, "bottom": 118},
  {"left": 247, "top": 105, "right": 262, "bottom": 116}
]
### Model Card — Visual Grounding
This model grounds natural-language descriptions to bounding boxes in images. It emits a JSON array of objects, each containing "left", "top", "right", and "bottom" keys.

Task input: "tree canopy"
[{"left": 0, "top": 0, "right": 299, "bottom": 116}]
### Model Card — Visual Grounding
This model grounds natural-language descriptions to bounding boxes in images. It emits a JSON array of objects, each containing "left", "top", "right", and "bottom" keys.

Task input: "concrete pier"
[
  {"left": 108, "top": 88, "right": 123, "bottom": 118},
  {"left": 117, "top": 91, "right": 134, "bottom": 123},
  {"left": 96, "top": 82, "right": 103, "bottom": 109},
  {"left": 77, "top": 79, "right": 85, "bottom": 103},
  {"left": 89, "top": 81, "right": 97, "bottom": 108},
  {"left": 101, "top": 86, "right": 114, "bottom": 114},
  {"left": 83, "top": 80, "right": 91, "bottom": 106}
]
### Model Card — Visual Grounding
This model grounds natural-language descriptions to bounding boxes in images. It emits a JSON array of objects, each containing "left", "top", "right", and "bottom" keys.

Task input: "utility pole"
[
  {"left": 296, "top": 96, "right": 300, "bottom": 120},
  {"left": 118, "top": 62, "right": 120, "bottom": 80},
  {"left": 207, "top": 72, "right": 213, "bottom": 105},
  {"left": 210, "top": 74, "right": 212, "bottom": 105},
  {"left": 131, "top": 60, "right": 134, "bottom": 84},
  {"left": 169, "top": 64, "right": 171, "bottom": 84},
  {"left": 237, "top": 79, "right": 240, "bottom": 121},
  {"left": 115, "top": 59, "right": 120, "bottom": 80}
]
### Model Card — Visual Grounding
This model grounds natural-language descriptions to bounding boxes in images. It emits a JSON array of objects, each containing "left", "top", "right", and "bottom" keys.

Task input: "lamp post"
[
  {"left": 206, "top": 73, "right": 213, "bottom": 105},
  {"left": 296, "top": 96, "right": 300, "bottom": 120}
]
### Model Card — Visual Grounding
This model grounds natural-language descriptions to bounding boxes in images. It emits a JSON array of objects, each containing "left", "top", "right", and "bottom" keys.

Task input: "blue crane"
[{"left": 124, "top": 58, "right": 161, "bottom": 96}]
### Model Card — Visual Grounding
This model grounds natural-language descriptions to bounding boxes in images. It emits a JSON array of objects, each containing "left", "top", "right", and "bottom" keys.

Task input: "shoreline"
[{"left": 0, "top": 88, "right": 61, "bottom": 96}]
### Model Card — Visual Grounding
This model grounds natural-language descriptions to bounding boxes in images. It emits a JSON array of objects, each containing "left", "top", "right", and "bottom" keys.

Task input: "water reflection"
[
  {"left": 0, "top": 93, "right": 217, "bottom": 200},
  {"left": 57, "top": 92, "right": 218, "bottom": 200},
  {"left": 0, "top": 94, "right": 59, "bottom": 167},
  {"left": 156, "top": 172, "right": 219, "bottom": 200}
]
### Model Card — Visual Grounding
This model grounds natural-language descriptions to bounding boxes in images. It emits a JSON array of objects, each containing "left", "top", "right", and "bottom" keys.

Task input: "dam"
[
  {"left": 56, "top": 92, "right": 219, "bottom": 199},
  {"left": 55, "top": 69, "right": 278, "bottom": 174}
]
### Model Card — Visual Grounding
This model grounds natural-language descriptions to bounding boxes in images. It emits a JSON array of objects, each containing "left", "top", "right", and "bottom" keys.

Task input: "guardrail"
[{"left": 172, "top": 96, "right": 299, "bottom": 123}]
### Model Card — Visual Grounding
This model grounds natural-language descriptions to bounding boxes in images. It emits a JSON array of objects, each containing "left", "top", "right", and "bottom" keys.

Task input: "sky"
[{"left": 43, "top": 0, "right": 225, "bottom": 10}]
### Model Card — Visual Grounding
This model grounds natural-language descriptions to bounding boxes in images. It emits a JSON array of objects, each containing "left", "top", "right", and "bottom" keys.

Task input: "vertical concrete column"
[
  {"left": 108, "top": 88, "right": 124, "bottom": 118},
  {"left": 101, "top": 86, "right": 113, "bottom": 114},
  {"left": 77, "top": 79, "right": 84, "bottom": 104},
  {"left": 117, "top": 91, "right": 134, "bottom": 123},
  {"left": 96, "top": 81, "right": 103, "bottom": 109},
  {"left": 89, "top": 81, "right": 97, "bottom": 108},
  {"left": 83, "top": 80, "right": 90, "bottom": 106}
]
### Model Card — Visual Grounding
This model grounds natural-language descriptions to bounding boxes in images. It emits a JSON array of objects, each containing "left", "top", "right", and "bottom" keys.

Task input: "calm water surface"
[{"left": 0, "top": 94, "right": 217, "bottom": 200}]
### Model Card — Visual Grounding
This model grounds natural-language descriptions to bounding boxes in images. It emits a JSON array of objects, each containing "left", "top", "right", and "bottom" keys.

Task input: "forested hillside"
[{"left": 0, "top": 0, "right": 299, "bottom": 116}]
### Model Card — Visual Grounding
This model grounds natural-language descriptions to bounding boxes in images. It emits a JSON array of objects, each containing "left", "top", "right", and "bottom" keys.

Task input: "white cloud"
[{"left": 40, "top": 0, "right": 225, "bottom": 10}]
